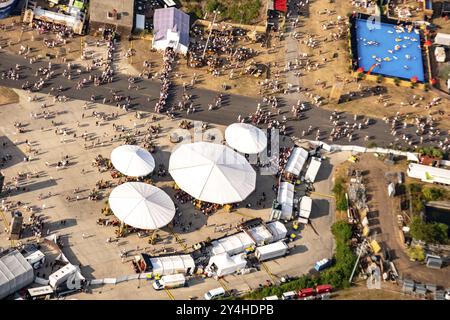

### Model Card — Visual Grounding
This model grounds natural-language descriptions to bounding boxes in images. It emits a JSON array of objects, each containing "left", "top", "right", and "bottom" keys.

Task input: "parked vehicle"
[
  {"left": 263, "top": 295, "right": 279, "bottom": 300},
  {"left": 316, "top": 284, "right": 333, "bottom": 294},
  {"left": 153, "top": 274, "right": 186, "bottom": 290},
  {"left": 204, "top": 287, "right": 226, "bottom": 300},
  {"left": 314, "top": 258, "right": 332, "bottom": 271},
  {"left": 281, "top": 291, "right": 297, "bottom": 300},
  {"left": 255, "top": 241, "right": 288, "bottom": 261},
  {"left": 298, "top": 287, "right": 315, "bottom": 298}
]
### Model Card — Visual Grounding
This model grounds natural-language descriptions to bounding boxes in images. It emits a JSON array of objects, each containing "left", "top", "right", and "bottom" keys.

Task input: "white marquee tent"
[
  {"left": 169, "top": 142, "right": 256, "bottom": 204},
  {"left": 149, "top": 255, "right": 195, "bottom": 276},
  {"left": 277, "top": 182, "right": 295, "bottom": 220},
  {"left": 211, "top": 232, "right": 255, "bottom": 256},
  {"left": 108, "top": 182, "right": 175, "bottom": 230},
  {"left": 225, "top": 123, "right": 267, "bottom": 154},
  {"left": 111, "top": 145, "right": 155, "bottom": 177},
  {"left": 285, "top": 147, "right": 309, "bottom": 176},
  {"left": 0, "top": 250, "right": 34, "bottom": 299},
  {"left": 207, "top": 253, "right": 247, "bottom": 276}
]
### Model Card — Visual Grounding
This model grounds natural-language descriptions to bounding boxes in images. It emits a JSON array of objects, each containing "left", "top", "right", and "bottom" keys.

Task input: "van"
[
  {"left": 204, "top": 287, "right": 226, "bottom": 300},
  {"left": 263, "top": 295, "right": 279, "bottom": 300},
  {"left": 316, "top": 284, "right": 333, "bottom": 294},
  {"left": 153, "top": 274, "right": 186, "bottom": 290},
  {"left": 281, "top": 291, "right": 297, "bottom": 300}
]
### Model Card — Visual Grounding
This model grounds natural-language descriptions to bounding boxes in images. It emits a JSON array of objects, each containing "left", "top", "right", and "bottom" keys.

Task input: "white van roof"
[{"left": 208, "top": 287, "right": 226, "bottom": 296}]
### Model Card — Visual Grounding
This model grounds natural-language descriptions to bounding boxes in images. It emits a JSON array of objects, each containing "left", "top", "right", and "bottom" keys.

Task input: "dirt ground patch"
[
  {"left": 334, "top": 281, "right": 419, "bottom": 300},
  {"left": 0, "top": 87, "right": 19, "bottom": 105},
  {"left": 348, "top": 153, "right": 450, "bottom": 288}
]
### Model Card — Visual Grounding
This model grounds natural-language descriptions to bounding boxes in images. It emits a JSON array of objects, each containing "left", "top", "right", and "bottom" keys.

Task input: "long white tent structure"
[
  {"left": 149, "top": 255, "right": 195, "bottom": 276},
  {"left": 169, "top": 142, "right": 256, "bottom": 204},
  {"left": 211, "top": 232, "right": 255, "bottom": 256},
  {"left": 285, "top": 147, "right": 309, "bottom": 176},
  {"left": 108, "top": 182, "right": 175, "bottom": 230},
  {"left": 277, "top": 182, "right": 295, "bottom": 220},
  {"left": 225, "top": 123, "right": 267, "bottom": 154},
  {"left": 111, "top": 145, "right": 155, "bottom": 177}
]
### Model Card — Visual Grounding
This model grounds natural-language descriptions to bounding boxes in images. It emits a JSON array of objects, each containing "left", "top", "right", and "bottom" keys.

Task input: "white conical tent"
[
  {"left": 111, "top": 145, "right": 155, "bottom": 177},
  {"left": 169, "top": 142, "right": 256, "bottom": 204},
  {"left": 108, "top": 182, "right": 175, "bottom": 230},
  {"left": 225, "top": 123, "right": 267, "bottom": 154}
]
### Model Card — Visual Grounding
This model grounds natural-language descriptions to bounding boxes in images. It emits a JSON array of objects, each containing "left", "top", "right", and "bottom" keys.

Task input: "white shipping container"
[
  {"left": 48, "top": 264, "right": 77, "bottom": 289},
  {"left": 255, "top": 241, "right": 288, "bottom": 261}
]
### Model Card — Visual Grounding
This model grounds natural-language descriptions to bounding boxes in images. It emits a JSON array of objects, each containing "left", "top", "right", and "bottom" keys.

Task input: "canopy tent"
[
  {"left": 149, "top": 255, "right": 195, "bottom": 275},
  {"left": 110, "top": 145, "right": 155, "bottom": 177},
  {"left": 152, "top": 7, "right": 190, "bottom": 54},
  {"left": 108, "top": 182, "right": 175, "bottom": 230},
  {"left": 247, "top": 224, "right": 273, "bottom": 246},
  {"left": 207, "top": 253, "right": 247, "bottom": 276},
  {"left": 266, "top": 221, "right": 288, "bottom": 242},
  {"left": 285, "top": 147, "right": 309, "bottom": 176},
  {"left": 169, "top": 142, "right": 256, "bottom": 204},
  {"left": 0, "top": 250, "right": 34, "bottom": 299},
  {"left": 304, "top": 157, "right": 322, "bottom": 183},
  {"left": 277, "top": 182, "right": 295, "bottom": 220},
  {"left": 225, "top": 123, "right": 267, "bottom": 154},
  {"left": 211, "top": 232, "right": 255, "bottom": 256}
]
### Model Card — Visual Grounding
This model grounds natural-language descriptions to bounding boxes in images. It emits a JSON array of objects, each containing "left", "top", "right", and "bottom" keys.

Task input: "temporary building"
[
  {"left": 152, "top": 7, "right": 190, "bottom": 54},
  {"left": 247, "top": 224, "right": 273, "bottom": 245},
  {"left": 108, "top": 182, "right": 175, "bottom": 230},
  {"left": 0, "top": 250, "right": 34, "bottom": 299},
  {"left": 277, "top": 182, "right": 295, "bottom": 220},
  {"left": 207, "top": 253, "right": 247, "bottom": 276},
  {"left": 266, "top": 221, "right": 287, "bottom": 241},
  {"left": 149, "top": 255, "right": 195, "bottom": 276},
  {"left": 304, "top": 157, "right": 322, "bottom": 183},
  {"left": 255, "top": 241, "right": 289, "bottom": 261},
  {"left": 169, "top": 142, "right": 256, "bottom": 204},
  {"left": 111, "top": 145, "right": 155, "bottom": 177},
  {"left": 407, "top": 163, "right": 450, "bottom": 186},
  {"left": 434, "top": 33, "right": 450, "bottom": 47},
  {"left": 285, "top": 147, "right": 309, "bottom": 176},
  {"left": 298, "top": 196, "right": 312, "bottom": 224},
  {"left": 225, "top": 123, "right": 267, "bottom": 154},
  {"left": 211, "top": 232, "right": 255, "bottom": 256}
]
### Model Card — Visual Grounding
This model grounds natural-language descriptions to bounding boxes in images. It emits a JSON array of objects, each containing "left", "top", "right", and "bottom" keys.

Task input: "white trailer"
[
  {"left": 255, "top": 241, "right": 289, "bottom": 261},
  {"left": 298, "top": 196, "right": 312, "bottom": 224},
  {"left": 407, "top": 163, "right": 450, "bottom": 185},
  {"left": 48, "top": 264, "right": 77, "bottom": 289},
  {"left": 153, "top": 273, "right": 186, "bottom": 290},
  {"left": 305, "top": 157, "right": 322, "bottom": 183},
  {"left": 24, "top": 250, "right": 46, "bottom": 270}
]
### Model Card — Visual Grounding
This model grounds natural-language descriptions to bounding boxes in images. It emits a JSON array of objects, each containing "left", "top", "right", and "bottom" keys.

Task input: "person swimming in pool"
[{"left": 404, "top": 65, "right": 410, "bottom": 70}]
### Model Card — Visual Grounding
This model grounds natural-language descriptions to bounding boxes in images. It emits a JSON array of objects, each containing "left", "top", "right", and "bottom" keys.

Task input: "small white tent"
[
  {"left": 207, "top": 253, "right": 247, "bottom": 276},
  {"left": 435, "top": 33, "right": 450, "bottom": 47},
  {"left": 152, "top": 7, "right": 190, "bottom": 55}
]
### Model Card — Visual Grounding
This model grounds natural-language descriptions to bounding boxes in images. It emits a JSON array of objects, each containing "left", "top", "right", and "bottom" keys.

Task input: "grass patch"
[{"left": 240, "top": 221, "right": 357, "bottom": 300}]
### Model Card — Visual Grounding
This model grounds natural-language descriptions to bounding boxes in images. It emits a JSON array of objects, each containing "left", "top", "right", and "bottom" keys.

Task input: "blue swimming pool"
[{"left": 354, "top": 18, "right": 425, "bottom": 82}]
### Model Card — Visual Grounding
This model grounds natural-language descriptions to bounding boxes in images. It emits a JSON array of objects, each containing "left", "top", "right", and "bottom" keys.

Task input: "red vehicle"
[
  {"left": 298, "top": 288, "right": 315, "bottom": 298},
  {"left": 316, "top": 284, "right": 333, "bottom": 294}
]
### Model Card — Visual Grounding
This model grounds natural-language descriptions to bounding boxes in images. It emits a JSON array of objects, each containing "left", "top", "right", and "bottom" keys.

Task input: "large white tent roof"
[
  {"left": 108, "top": 182, "right": 175, "bottom": 230},
  {"left": 211, "top": 232, "right": 255, "bottom": 256},
  {"left": 111, "top": 145, "right": 155, "bottom": 177},
  {"left": 149, "top": 255, "right": 195, "bottom": 276},
  {"left": 169, "top": 142, "right": 256, "bottom": 204},
  {"left": 0, "top": 250, "right": 34, "bottom": 299},
  {"left": 225, "top": 123, "right": 267, "bottom": 154},
  {"left": 207, "top": 253, "right": 247, "bottom": 276}
]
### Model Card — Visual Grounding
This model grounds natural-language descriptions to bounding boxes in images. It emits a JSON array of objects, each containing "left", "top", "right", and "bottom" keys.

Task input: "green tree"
[
  {"left": 409, "top": 216, "right": 449, "bottom": 244},
  {"left": 422, "top": 187, "right": 447, "bottom": 202},
  {"left": 407, "top": 245, "right": 426, "bottom": 261}
]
